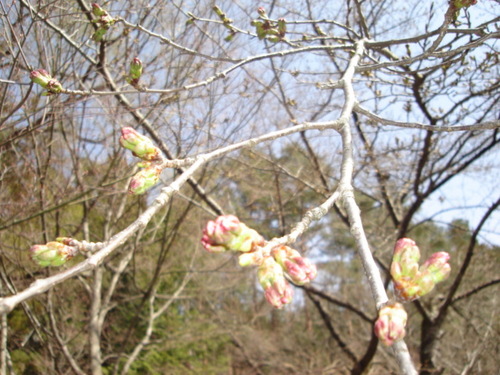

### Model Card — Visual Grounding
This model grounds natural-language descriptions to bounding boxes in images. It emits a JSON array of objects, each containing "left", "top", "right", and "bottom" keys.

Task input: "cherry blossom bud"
[
  {"left": 91, "top": 3, "right": 107, "bottom": 17},
  {"left": 420, "top": 252, "right": 451, "bottom": 284},
  {"left": 119, "top": 127, "right": 161, "bottom": 161},
  {"left": 415, "top": 252, "right": 451, "bottom": 296},
  {"left": 257, "top": 7, "right": 267, "bottom": 17},
  {"left": 201, "top": 215, "right": 264, "bottom": 253},
  {"left": 272, "top": 245, "right": 317, "bottom": 285},
  {"left": 238, "top": 249, "right": 265, "bottom": 267},
  {"left": 391, "top": 238, "right": 452, "bottom": 301},
  {"left": 391, "top": 238, "right": 420, "bottom": 279},
  {"left": 30, "top": 242, "right": 78, "bottom": 267},
  {"left": 374, "top": 303, "right": 407, "bottom": 346},
  {"left": 30, "top": 69, "right": 63, "bottom": 94},
  {"left": 30, "top": 69, "right": 52, "bottom": 88},
  {"left": 130, "top": 58, "right": 143, "bottom": 79},
  {"left": 128, "top": 165, "right": 162, "bottom": 195},
  {"left": 258, "top": 256, "right": 293, "bottom": 308},
  {"left": 46, "top": 79, "right": 63, "bottom": 94}
]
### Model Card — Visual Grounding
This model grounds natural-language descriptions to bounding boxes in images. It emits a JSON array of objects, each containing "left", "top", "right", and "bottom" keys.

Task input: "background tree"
[{"left": 0, "top": 0, "right": 498, "bottom": 374}]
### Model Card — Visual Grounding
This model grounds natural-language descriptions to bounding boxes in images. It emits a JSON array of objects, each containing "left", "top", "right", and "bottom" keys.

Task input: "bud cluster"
[
  {"left": 30, "top": 69, "right": 63, "bottom": 95},
  {"left": 119, "top": 127, "right": 164, "bottom": 195},
  {"left": 91, "top": 3, "right": 116, "bottom": 42},
  {"left": 374, "top": 303, "right": 408, "bottom": 346},
  {"left": 391, "top": 238, "right": 451, "bottom": 302},
  {"left": 251, "top": 8, "right": 286, "bottom": 43},
  {"left": 201, "top": 215, "right": 317, "bottom": 308}
]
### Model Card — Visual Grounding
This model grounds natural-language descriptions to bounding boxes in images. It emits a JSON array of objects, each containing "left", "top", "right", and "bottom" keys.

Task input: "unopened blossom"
[
  {"left": 391, "top": 238, "right": 451, "bottom": 302},
  {"left": 30, "top": 69, "right": 63, "bottom": 94},
  {"left": 30, "top": 242, "right": 78, "bottom": 267},
  {"left": 128, "top": 165, "right": 162, "bottom": 195},
  {"left": 127, "top": 58, "right": 143, "bottom": 86},
  {"left": 258, "top": 256, "right": 293, "bottom": 309},
  {"left": 91, "top": 3, "right": 107, "bottom": 16},
  {"left": 391, "top": 238, "right": 420, "bottom": 279},
  {"left": 420, "top": 251, "right": 451, "bottom": 284},
  {"left": 374, "top": 303, "right": 408, "bottom": 346},
  {"left": 272, "top": 245, "right": 317, "bottom": 285},
  {"left": 30, "top": 69, "right": 51, "bottom": 88},
  {"left": 201, "top": 215, "right": 264, "bottom": 253},
  {"left": 415, "top": 251, "right": 451, "bottom": 296},
  {"left": 391, "top": 238, "right": 423, "bottom": 301},
  {"left": 239, "top": 249, "right": 265, "bottom": 267},
  {"left": 119, "top": 127, "right": 161, "bottom": 161}
]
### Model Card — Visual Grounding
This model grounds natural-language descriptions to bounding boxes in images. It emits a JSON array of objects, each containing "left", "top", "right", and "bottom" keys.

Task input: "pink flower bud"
[
  {"left": 30, "top": 69, "right": 52, "bottom": 88},
  {"left": 391, "top": 238, "right": 421, "bottom": 279},
  {"left": 391, "top": 239, "right": 452, "bottom": 301},
  {"left": 128, "top": 58, "right": 143, "bottom": 81},
  {"left": 128, "top": 165, "right": 162, "bottom": 195},
  {"left": 119, "top": 127, "right": 161, "bottom": 161},
  {"left": 258, "top": 257, "right": 293, "bottom": 308},
  {"left": 30, "top": 69, "right": 63, "bottom": 94},
  {"left": 374, "top": 303, "right": 407, "bottom": 346},
  {"left": 420, "top": 252, "right": 451, "bottom": 284},
  {"left": 30, "top": 242, "right": 78, "bottom": 267},
  {"left": 201, "top": 215, "right": 264, "bottom": 253},
  {"left": 391, "top": 238, "right": 423, "bottom": 301},
  {"left": 272, "top": 245, "right": 317, "bottom": 285}
]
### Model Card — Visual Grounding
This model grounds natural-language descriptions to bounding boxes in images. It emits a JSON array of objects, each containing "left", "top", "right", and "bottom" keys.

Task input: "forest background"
[{"left": 0, "top": 0, "right": 499, "bottom": 374}]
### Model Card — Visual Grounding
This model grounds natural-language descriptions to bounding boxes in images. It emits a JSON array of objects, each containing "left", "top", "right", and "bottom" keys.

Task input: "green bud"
[
  {"left": 30, "top": 242, "right": 77, "bottom": 267},
  {"left": 128, "top": 165, "right": 162, "bottom": 195},
  {"left": 239, "top": 250, "right": 264, "bottom": 267},
  {"left": 91, "top": 3, "right": 107, "bottom": 17},
  {"left": 212, "top": 5, "right": 224, "bottom": 17},
  {"left": 277, "top": 18, "right": 286, "bottom": 37},
  {"left": 130, "top": 58, "right": 143, "bottom": 79},
  {"left": 30, "top": 69, "right": 51, "bottom": 88},
  {"left": 119, "top": 127, "right": 161, "bottom": 161},
  {"left": 224, "top": 33, "right": 235, "bottom": 42},
  {"left": 258, "top": 256, "right": 293, "bottom": 308},
  {"left": 92, "top": 27, "right": 108, "bottom": 42}
]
